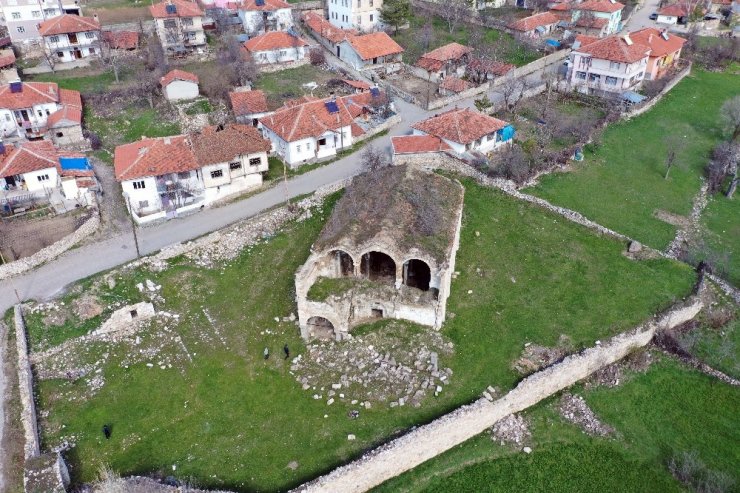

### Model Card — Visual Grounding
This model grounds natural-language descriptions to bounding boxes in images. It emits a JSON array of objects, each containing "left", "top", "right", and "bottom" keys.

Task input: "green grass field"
[
  {"left": 29, "top": 179, "right": 695, "bottom": 491},
  {"left": 528, "top": 69, "right": 738, "bottom": 251},
  {"left": 373, "top": 357, "right": 739, "bottom": 492},
  {"left": 254, "top": 64, "right": 338, "bottom": 109},
  {"left": 699, "top": 192, "right": 740, "bottom": 286}
]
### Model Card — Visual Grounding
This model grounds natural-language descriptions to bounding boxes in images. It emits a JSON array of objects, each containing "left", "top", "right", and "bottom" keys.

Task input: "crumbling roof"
[
  {"left": 467, "top": 58, "right": 515, "bottom": 76},
  {"left": 0, "top": 49, "right": 15, "bottom": 69},
  {"left": 416, "top": 42, "right": 472, "bottom": 71},
  {"left": 0, "top": 141, "right": 60, "bottom": 178},
  {"left": 59, "top": 88, "right": 82, "bottom": 108},
  {"left": 576, "top": 0, "right": 625, "bottom": 12},
  {"left": 575, "top": 16, "right": 609, "bottom": 28},
  {"left": 150, "top": 0, "right": 203, "bottom": 18},
  {"left": 244, "top": 31, "right": 308, "bottom": 52},
  {"left": 38, "top": 14, "right": 100, "bottom": 36},
  {"left": 160, "top": 69, "right": 199, "bottom": 87},
  {"left": 114, "top": 135, "right": 198, "bottom": 181},
  {"left": 575, "top": 35, "right": 650, "bottom": 63},
  {"left": 303, "top": 12, "right": 356, "bottom": 44},
  {"left": 189, "top": 124, "right": 271, "bottom": 166},
  {"left": 574, "top": 34, "right": 600, "bottom": 47},
  {"left": 47, "top": 105, "right": 82, "bottom": 128},
  {"left": 102, "top": 30, "right": 139, "bottom": 49},
  {"left": 315, "top": 165, "right": 464, "bottom": 263},
  {"left": 412, "top": 108, "right": 509, "bottom": 145},
  {"left": 439, "top": 76, "right": 474, "bottom": 93},
  {"left": 391, "top": 135, "right": 452, "bottom": 154},
  {"left": 629, "top": 28, "right": 686, "bottom": 57},
  {"left": 341, "top": 79, "right": 371, "bottom": 91},
  {"left": 229, "top": 89, "right": 269, "bottom": 116},
  {"left": 259, "top": 96, "right": 354, "bottom": 142},
  {"left": 657, "top": 2, "right": 689, "bottom": 16},
  {"left": 508, "top": 12, "right": 561, "bottom": 31}
]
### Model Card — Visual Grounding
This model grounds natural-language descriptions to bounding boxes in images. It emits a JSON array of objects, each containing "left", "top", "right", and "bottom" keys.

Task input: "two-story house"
[
  {"left": 114, "top": 124, "right": 271, "bottom": 223},
  {"left": 551, "top": 0, "right": 624, "bottom": 36},
  {"left": 327, "top": 0, "right": 383, "bottom": 31},
  {"left": 0, "top": 81, "right": 82, "bottom": 140},
  {"left": 568, "top": 34, "right": 650, "bottom": 97},
  {"left": 629, "top": 28, "right": 686, "bottom": 80},
  {"left": 150, "top": 0, "right": 206, "bottom": 54},
  {"left": 237, "top": 0, "right": 293, "bottom": 35},
  {"left": 243, "top": 30, "right": 309, "bottom": 64},
  {"left": 38, "top": 14, "right": 101, "bottom": 62},
  {"left": 411, "top": 107, "right": 513, "bottom": 154},
  {"left": 0, "top": 0, "right": 80, "bottom": 43}
]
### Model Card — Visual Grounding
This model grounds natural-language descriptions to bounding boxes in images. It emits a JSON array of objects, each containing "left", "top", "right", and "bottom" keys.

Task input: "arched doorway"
[
  {"left": 360, "top": 251, "right": 396, "bottom": 282},
  {"left": 403, "top": 259, "right": 431, "bottom": 291},
  {"left": 331, "top": 250, "right": 354, "bottom": 277},
  {"left": 307, "top": 316, "right": 335, "bottom": 340}
]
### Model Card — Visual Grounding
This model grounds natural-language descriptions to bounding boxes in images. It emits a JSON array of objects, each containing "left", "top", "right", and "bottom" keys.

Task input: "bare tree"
[
  {"left": 664, "top": 134, "right": 687, "bottom": 179},
  {"left": 720, "top": 95, "right": 740, "bottom": 142},
  {"left": 100, "top": 37, "right": 135, "bottom": 84},
  {"left": 135, "top": 69, "right": 160, "bottom": 109},
  {"left": 528, "top": 0, "right": 550, "bottom": 12},
  {"left": 494, "top": 144, "right": 531, "bottom": 183},
  {"left": 420, "top": 22, "right": 435, "bottom": 52},
  {"left": 146, "top": 34, "right": 168, "bottom": 73},
  {"left": 438, "top": 0, "right": 470, "bottom": 34},
  {"left": 361, "top": 144, "right": 390, "bottom": 173},
  {"left": 309, "top": 46, "right": 326, "bottom": 66},
  {"left": 221, "top": 36, "right": 258, "bottom": 86},
  {"left": 496, "top": 73, "right": 526, "bottom": 115},
  {"left": 707, "top": 141, "right": 739, "bottom": 198}
]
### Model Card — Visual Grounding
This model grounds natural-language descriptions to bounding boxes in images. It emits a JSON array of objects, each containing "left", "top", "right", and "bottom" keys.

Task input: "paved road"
[{"left": 623, "top": 0, "right": 667, "bottom": 31}]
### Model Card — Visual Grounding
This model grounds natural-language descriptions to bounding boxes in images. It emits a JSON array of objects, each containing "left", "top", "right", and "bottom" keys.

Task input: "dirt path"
[
  {"left": 666, "top": 181, "right": 709, "bottom": 258},
  {"left": 0, "top": 322, "right": 7, "bottom": 493},
  {"left": 90, "top": 157, "right": 131, "bottom": 240}
]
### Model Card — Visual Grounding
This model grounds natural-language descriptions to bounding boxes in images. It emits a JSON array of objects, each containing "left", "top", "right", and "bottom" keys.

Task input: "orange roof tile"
[
  {"left": 347, "top": 32, "right": 404, "bottom": 60},
  {"left": 0, "top": 141, "right": 60, "bottom": 178},
  {"left": 411, "top": 108, "right": 509, "bottom": 145},
  {"left": 439, "top": 76, "right": 474, "bottom": 93},
  {"left": 150, "top": 0, "right": 203, "bottom": 18},
  {"left": 0, "top": 82, "right": 60, "bottom": 110},
  {"left": 574, "top": 34, "right": 600, "bottom": 47},
  {"left": 391, "top": 135, "right": 452, "bottom": 154},
  {"left": 629, "top": 28, "right": 686, "bottom": 57},
  {"left": 114, "top": 135, "right": 198, "bottom": 181},
  {"left": 259, "top": 96, "right": 354, "bottom": 142},
  {"left": 102, "top": 30, "right": 139, "bottom": 49},
  {"left": 303, "top": 12, "right": 356, "bottom": 44},
  {"left": 229, "top": 89, "right": 269, "bottom": 115},
  {"left": 420, "top": 42, "right": 472, "bottom": 62},
  {"left": 575, "top": 35, "right": 651, "bottom": 63},
  {"left": 38, "top": 14, "right": 100, "bottom": 36},
  {"left": 59, "top": 88, "right": 82, "bottom": 109},
  {"left": 47, "top": 105, "right": 82, "bottom": 128},
  {"left": 239, "top": 0, "right": 291, "bottom": 10},
  {"left": 550, "top": 3, "right": 572, "bottom": 11},
  {"left": 340, "top": 91, "right": 377, "bottom": 118},
  {"left": 508, "top": 12, "right": 561, "bottom": 31},
  {"left": 575, "top": 16, "right": 609, "bottom": 28},
  {"left": 244, "top": 31, "right": 308, "bottom": 52},
  {"left": 341, "top": 79, "right": 371, "bottom": 91},
  {"left": 190, "top": 124, "right": 271, "bottom": 166},
  {"left": 576, "top": 0, "right": 625, "bottom": 12},
  {"left": 160, "top": 69, "right": 199, "bottom": 87},
  {"left": 657, "top": 2, "right": 690, "bottom": 16},
  {"left": 350, "top": 122, "right": 365, "bottom": 138},
  {"left": 467, "top": 58, "right": 515, "bottom": 76}
]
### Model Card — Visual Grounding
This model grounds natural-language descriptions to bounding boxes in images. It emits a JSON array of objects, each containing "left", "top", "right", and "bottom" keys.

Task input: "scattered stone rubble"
[
  {"left": 490, "top": 413, "right": 531, "bottom": 447},
  {"left": 291, "top": 321, "right": 454, "bottom": 408},
  {"left": 558, "top": 393, "right": 614, "bottom": 437},
  {"left": 513, "top": 335, "right": 573, "bottom": 375}
]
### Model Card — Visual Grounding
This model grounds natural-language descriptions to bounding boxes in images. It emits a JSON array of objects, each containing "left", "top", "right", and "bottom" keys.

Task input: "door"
[
  {"left": 336, "top": 46, "right": 340, "bottom": 57},
  {"left": 68, "top": 33, "right": 78, "bottom": 44},
  {"left": 73, "top": 49, "right": 82, "bottom": 59},
  {"left": 20, "top": 110, "right": 29, "bottom": 122}
]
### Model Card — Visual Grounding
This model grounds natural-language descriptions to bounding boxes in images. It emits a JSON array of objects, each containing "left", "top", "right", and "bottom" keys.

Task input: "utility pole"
[
  {"left": 282, "top": 160, "right": 291, "bottom": 209},
  {"left": 125, "top": 195, "right": 141, "bottom": 258},
  {"left": 0, "top": 250, "right": 22, "bottom": 303}
]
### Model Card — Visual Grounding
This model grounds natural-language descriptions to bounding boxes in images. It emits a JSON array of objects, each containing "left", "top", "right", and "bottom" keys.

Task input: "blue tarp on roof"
[
  {"left": 498, "top": 125, "right": 515, "bottom": 142},
  {"left": 546, "top": 39, "right": 561, "bottom": 47},
  {"left": 621, "top": 91, "right": 647, "bottom": 104},
  {"left": 59, "top": 157, "right": 91, "bottom": 171}
]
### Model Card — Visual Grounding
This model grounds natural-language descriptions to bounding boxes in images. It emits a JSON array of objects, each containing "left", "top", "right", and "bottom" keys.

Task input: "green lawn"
[
  {"left": 699, "top": 192, "right": 740, "bottom": 286},
  {"left": 390, "top": 13, "right": 539, "bottom": 67},
  {"left": 27, "top": 64, "right": 140, "bottom": 94},
  {"left": 528, "top": 69, "right": 739, "bottom": 251},
  {"left": 374, "top": 358, "right": 739, "bottom": 492},
  {"left": 254, "top": 64, "right": 338, "bottom": 109},
  {"left": 30, "top": 179, "right": 695, "bottom": 491}
]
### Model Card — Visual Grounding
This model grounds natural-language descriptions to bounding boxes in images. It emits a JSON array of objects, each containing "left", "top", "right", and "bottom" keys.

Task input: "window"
[
  {"left": 89, "top": 47, "right": 95, "bottom": 54},
  {"left": 11, "top": 12, "right": 20, "bottom": 19},
  {"left": 31, "top": 10, "right": 40, "bottom": 17},
  {"left": 163, "top": 19, "right": 177, "bottom": 28},
  {"left": 133, "top": 180, "right": 146, "bottom": 189},
  {"left": 280, "top": 50, "right": 287, "bottom": 56},
  {"left": 138, "top": 200, "right": 149, "bottom": 209},
  {"left": 369, "top": 0, "right": 373, "bottom": 5},
  {"left": 85, "top": 32, "right": 95, "bottom": 39},
  {"left": 369, "top": 14, "right": 373, "bottom": 22},
  {"left": 296, "top": 144, "right": 302, "bottom": 152},
  {"left": 178, "top": 171, "right": 190, "bottom": 179},
  {"left": 249, "top": 157, "right": 261, "bottom": 167},
  {"left": 16, "top": 26, "right": 25, "bottom": 33},
  {"left": 55, "top": 131, "right": 63, "bottom": 137},
  {"left": 260, "top": 53, "right": 267, "bottom": 60},
  {"left": 4, "top": 114, "right": 10, "bottom": 122},
  {"left": 609, "top": 61, "right": 620, "bottom": 70},
  {"left": 49, "top": 35, "right": 59, "bottom": 43},
  {"left": 229, "top": 162, "right": 242, "bottom": 170},
  {"left": 605, "top": 76, "right": 618, "bottom": 85},
  {"left": 37, "top": 110, "right": 43, "bottom": 117},
  {"left": 44, "top": 8, "right": 56, "bottom": 16},
  {"left": 37, "top": 174, "right": 49, "bottom": 181},
  {"left": 357, "top": 0, "right": 361, "bottom": 6},
  {"left": 588, "top": 73, "right": 601, "bottom": 82},
  {"left": 210, "top": 169, "right": 223, "bottom": 179},
  {"left": 182, "top": 17, "right": 193, "bottom": 25},
  {"left": 56, "top": 51, "right": 64, "bottom": 58}
]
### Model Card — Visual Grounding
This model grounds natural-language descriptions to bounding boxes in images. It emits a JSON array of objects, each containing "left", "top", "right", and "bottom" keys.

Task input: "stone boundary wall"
[
  {"left": 0, "top": 209, "right": 100, "bottom": 281},
  {"left": 353, "top": 114, "right": 402, "bottom": 144},
  {"left": 13, "top": 305, "right": 39, "bottom": 461},
  {"left": 427, "top": 82, "right": 491, "bottom": 110},
  {"left": 294, "top": 297, "right": 703, "bottom": 492},
  {"left": 258, "top": 57, "right": 310, "bottom": 74},
  {"left": 491, "top": 50, "right": 569, "bottom": 88},
  {"left": 380, "top": 80, "right": 422, "bottom": 106},
  {"left": 623, "top": 63, "right": 692, "bottom": 119},
  {"left": 292, "top": 0, "right": 323, "bottom": 10}
]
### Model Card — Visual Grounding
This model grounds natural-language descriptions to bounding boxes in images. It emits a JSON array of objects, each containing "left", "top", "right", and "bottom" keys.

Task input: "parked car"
[{"left": 649, "top": 12, "right": 658, "bottom": 20}]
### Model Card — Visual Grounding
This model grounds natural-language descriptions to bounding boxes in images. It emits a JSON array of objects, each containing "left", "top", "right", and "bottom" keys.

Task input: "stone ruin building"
[{"left": 295, "top": 165, "right": 465, "bottom": 340}]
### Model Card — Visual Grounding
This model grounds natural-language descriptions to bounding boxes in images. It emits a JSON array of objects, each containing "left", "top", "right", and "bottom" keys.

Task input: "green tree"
[{"left": 380, "top": 0, "right": 411, "bottom": 34}]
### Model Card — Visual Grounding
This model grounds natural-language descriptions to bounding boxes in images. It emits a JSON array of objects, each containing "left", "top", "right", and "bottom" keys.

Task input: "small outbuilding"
[{"left": 160, "top": 69, "right": 200, "bottom": 102}]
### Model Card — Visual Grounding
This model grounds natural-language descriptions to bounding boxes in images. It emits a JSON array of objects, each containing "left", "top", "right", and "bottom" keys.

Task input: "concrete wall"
[
  {"left": 258, "top": 55, "right": 310, "bottom": 72},
  {"left": 252, "top": 46, "right": 306, "bottom": 64},
  {"left": 48, "top": 123, "right": 85, "bottom": 147},
  {"left": 164, "top": 80, "right": 200, "bottom": 101}
]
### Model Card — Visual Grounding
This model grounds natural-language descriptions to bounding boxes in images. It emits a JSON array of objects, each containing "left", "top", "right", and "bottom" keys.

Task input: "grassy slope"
[
  {"left": 700, "top": 192, "right": 740, "bottom": 286},
  {"left": 528, "top": 69, "right": 738, "bottom": 251},
  {"left": 374, "top": 358, "right": 739, "bottom": 493},
  {"left": 33, "top": 180, "right": 694, "bottom": 491}
]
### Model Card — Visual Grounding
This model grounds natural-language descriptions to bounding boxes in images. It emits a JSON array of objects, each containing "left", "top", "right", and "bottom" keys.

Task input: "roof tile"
[
  {"left": 38, "top": 14, "right": 100, "bottom": 36},
  {"left": 150, "top": 0, "right": 203, "bottom": 18},
  {"left": 391, "top": 135, "right": 452, "bottom": 154},
  {"left": 411, "top": 108, "right": 509, "bottom": 145},
  {"left": 229, "top": 89, "right": 269, "bottom": 115},
  {"left": 244, "top": 31, "right": 308, "bottom": 52}
]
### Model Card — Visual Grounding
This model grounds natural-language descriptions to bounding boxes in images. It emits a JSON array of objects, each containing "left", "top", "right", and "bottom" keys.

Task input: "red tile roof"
[
  {"left": 341, "top": 79, "right": 371, "bottom": 91},
  {"left": 114, "top": 135, "right": 198, "bottom": 181},
  {"left": 0, "top": 141, "right": 60, "bottom": 178},
  {"left": 190, "top": 124, "right": 271, "bottom": 166},
  {"left": 467, "top": 58, "right": 515, "bottom": 76},
  {"left": 420, "top": 42, "right": 472, "bottom": 62},
  {"left": 576, "top": 0, "right": 625, "bottom": 12},
  {"left": 550, "top": 2, "right": 572, "bottom": 11},
  {"left": 347, "top": 32, "right": 404, "bottom": 60},
  {"left": 239, "top": 0, "right": 291, "bottom": 10},
  {"left": 59, "top": 88, "right": 82, "bottom": 109},
  {"left": 229, "top": 89, "right": 269, "bottom": 116},
  {"left": 412, "top": 108, "right": 509, "bottom": 145},
  {"left": 150, "top": 0, "right": 203, "bottom": 18},
  {"left": 575, "top": 35, "right": 651, "bottom": 63},
  {"left": 340, "top": 91, "right": 375, "bottom": 118},
  {"left": 47, "top": 105, "right": 82, "bottom": 128},
  {"left": 575, "top": 16, "right": 609, "bottom": 28},
  {"left": 508, "top": 12, "right": 561, "bottom": 31},
  {"left": 391, "top": 135, "right": 452, "bottom": 155},
  {"left": 259, "top": 96, "right": 354, "bottom": 142},
  {"left": 102, "top": 30, "right": 139, "bottom": 49},
  {"left": 244, "top": 31, "right": 308, "bottom": 52},
  {"left": 350, "top": 122, "right": 365, "bottom": 138},
  {"left": 629, "top": 28, "right": 686, "bottom": 57},
  {"left": 38, "top": 14, "right": 100, "bottom": 36},
  {"left": 160, "top": 69, "right": 199, "bottom": 87},
  {"left": 0, "top": 82, "right": 60, "bottom": 110},
  {"left": 657, "top": 3, "right": 690, "bottom": 16},
  {"left": 303, "top": 12, "right": 356, "bottom": 44},
  {"left": 439, "top": 76, "right": 474, "bottom": 93},
  {"left": 574, "top": 34, "right": 600, "bottom": 47}
]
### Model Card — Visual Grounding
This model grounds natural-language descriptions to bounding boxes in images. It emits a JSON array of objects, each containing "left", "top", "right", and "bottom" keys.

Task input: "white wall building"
[
  {"left": 160, "top": 69, "right": 200, "bottom": 101},
  {"left": 568, "top": 35, "right": 650, "bottom": 96},
  {"left": 0, "top": 0, "right": 81, "bottom": 43},
  {"left": 238, "top": 0, "right": 293, "bottom": 35},
  {"left": 337, "top": 31, "right": 403, "bottom": 70},
  {"left": 243, "top": 30, "right": 308, "bottom": 64},
  {"left": 150, "top": 0, "right": 206, "bottom": 53},
  {"left": 327, "top": 0, "right": 382, "bottom": 31},
  {"left": 39, "top": 14, "right": 101, "bottom": 62},
  {"left": 411, "top": 107, "right": 513, "bottom": 154},
  {"left": 0, "top": 81, "right": 82, "bottom": 140}
]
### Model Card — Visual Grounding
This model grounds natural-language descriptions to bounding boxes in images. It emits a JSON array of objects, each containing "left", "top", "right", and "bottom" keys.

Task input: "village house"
[
  {"left": 390, "top": 134, "right": 451, "bottom": 164},
  {"left": 327, "top": 0, "right": 383, "bottom": 31},
  {"left": 38, "top": 14, "right": 101, "bottom": 62},
  {"left": 0, "top": 0, "right": 81, "bottom": 43},
  {"left": 150, "top": 0, "right": 206, "bottom": 55},
  {"left": 101, "top": 30, "right": 139, "bottom": 50},
  {"left": 302, "top": 12, "right": 357, "bottom": 55},
  {"left": 0, "top": 49, "right": 18, "bottom": 84},
  {"left": 413, "top": 42, "right": 473, "bottom": 83},
  {"left": 229, "top": 88, "right": 271, "bottom": 125},
  {"left": 656, "top": 2, "right": 695, "bottom": 24},
  {"left": 411, "top": 107, "right": 513, "bottom": 154},
  {"left": 466, "top": 57, "right": 515, "bottom": 83},
  {"left": 508, "top": 12, "right": 561, "bottom": 37},
  {"left": 551, "top": 0, "right": 624, "bottom": 36},
  {"left": 237, "top": 0, "right": 293, "bottom": 35},
  {"left": 438, "top": 77, "right": 475, "bottom": 96},
  {"left": 629, "top": 28, "right": 686, "bottom": 80},
  {"left": 338, "top": 31, "right": 404, "bottom": 71},
  {"left": 243, "top": 30, "right": 309, "bottom": 64},
  {"left": 0, "top": 81, "right": 82, "bottom": 142},
  {"left": 114, "top": 124, "right": 271, "bottom": 223},
  {"left": 340, "top": 79, "right": 371, "bottom": 93},
  {"left": 568, "top": 34, "right": 650, "bottom": 97},
  {"left": 258, "top": 95, "right": 354, "bottom": 167},
  {"left": 160, "top": 69, "right": 199, "bottom": 101}
]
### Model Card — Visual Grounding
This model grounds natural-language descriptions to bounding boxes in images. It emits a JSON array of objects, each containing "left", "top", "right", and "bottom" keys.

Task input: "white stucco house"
[
  {"left": 243, "top": 30, "right": 309, "bottom": 64},
  {"left": 551, "top": 0, "right": 624, "bottom": 36},
  {"left": 258, "top": 96, "right": 354, "bottom": 167},
  {"left": 238, "top": 0, "right": 293, "bottom": 35},
  {"left": 38, "top": 14, "right": 101, "bottom": 63},
  {"left": 114, "top": 125, "right": 271, "bottom": 223},
  {"left": 150, "top": 0, "right": 206, "bottom": 54},
  {"left": 327, "top": 0, "right": 383, "bottom": 31},
  {"left": 411, "top": 107, "right": 513, "bottom": 154},
  {"left": 160, "top": 69, "right": 200, "bottom": 101},
  {"left": 0, "top": 81, "right": 83, "bottom": 141},
  {"left": 0, "top": 0, "right": 81, "bottom": 43}
]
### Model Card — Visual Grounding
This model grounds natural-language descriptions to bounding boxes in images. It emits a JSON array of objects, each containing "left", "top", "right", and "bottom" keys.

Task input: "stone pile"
[
  {"left": 490, "top": 413, "right": 530, "bottom": 446},
  {"left": 558, "top": 393, "right": 614, "bottom": 437}
]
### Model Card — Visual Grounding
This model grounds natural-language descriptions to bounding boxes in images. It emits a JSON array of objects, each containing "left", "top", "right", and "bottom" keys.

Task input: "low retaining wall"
[
  {"left": 14, "top": 305, "right": 39, "bottom": 461},
  {"left": 0, "top": 209, "right": 100, "bottom": 281},
  {"left": 624, "top": 63, "right": 692, "bottom": 119},
  {"left": 294, "top": 297, "right": 703, "bottom": 493},
  {"left": 427, "top": 82, "right": 491, "bottom": 111},
  {"left": 490, "top": 50, "right": 569, "bottom": 89},
  {"left": 258, "top": 57, "right": 310, "bottom": 74},
  {"left": 353, "top": 114, "right": 402, "bottom": 144}
]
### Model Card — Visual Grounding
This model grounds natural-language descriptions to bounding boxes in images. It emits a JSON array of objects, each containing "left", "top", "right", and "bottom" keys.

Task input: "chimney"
[{"left": 164, "top": 137, "right": 171, "bottom": 145}]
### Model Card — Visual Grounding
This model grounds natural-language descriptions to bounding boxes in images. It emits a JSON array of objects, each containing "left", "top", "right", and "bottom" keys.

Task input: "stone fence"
[
  {"left": 258, "top": 57, "right": 310, "bottom": 74},
  {"left": 426, "top": 82, "right": 491, "bottom": 111},
  {"left": 353, "top": 114, "right": 402, "bottom": 144},
  {"left": 624, "top": 62, "right": 693, "bottom": 119},
  {"left": 0, "top": 209, "right": 100, "bottom": 281},
  {"left": 294, "top": 296, "right": 703, "bottom": 492}
]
